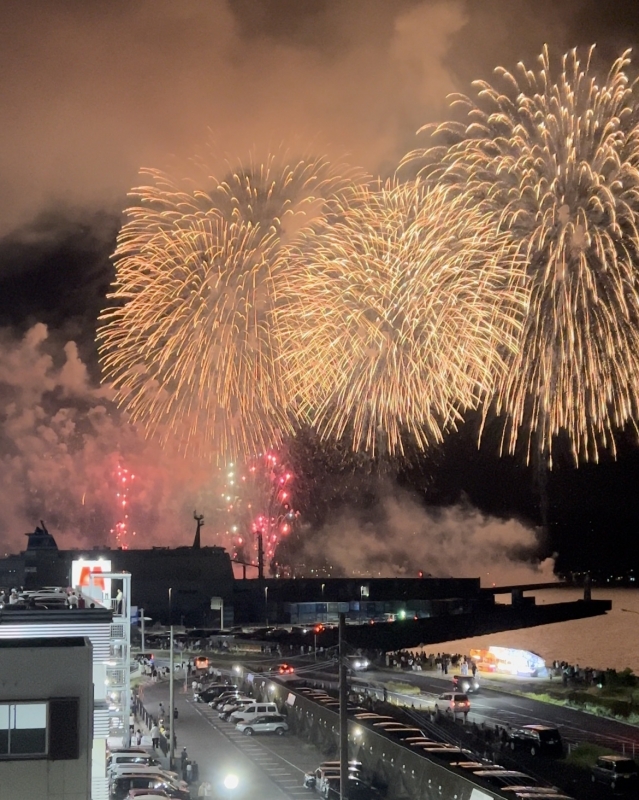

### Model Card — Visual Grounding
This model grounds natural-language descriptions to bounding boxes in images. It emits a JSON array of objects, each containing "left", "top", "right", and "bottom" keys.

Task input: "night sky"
[{"left": 2, "top": 1, "right": 639, "bottom": 579}]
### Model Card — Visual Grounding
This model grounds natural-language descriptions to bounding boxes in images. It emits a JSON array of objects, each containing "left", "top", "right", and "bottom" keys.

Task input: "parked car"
[
  {"left": 108, "top": 753, "right": 163, "bottom": 776},
  {"left": 236, "top": 714, "right": 289, "bottom": 736},
  {"left": 452, "top": 674, "right": 480, "bottom": 693},
  {"left": 230, "top": 701, "right": 279, "bottom": 723},
  {"left": 508, "top": 725, "right": 563, "bottom": 757},
  {"left": 109, "top": 763, "right": 180, "bottom": 782},
  {"left": 197, "top": 684, "right": 236, "bottom": 703},
  {"left": 303, "top": 766, "right": 341, "bottom": 793},
  {"left": 110, "top": 775, "right": 189, "bottom": 800},
  {"left": 435, "top": 693, "right": 471, "bottom": 714},
  {"left": 219, "top": 698, "right": 252, "bottom": 719},
  {"left": 591, "top": 754, "right": 639, "bottom": 791},
  {"left": 213, "top": 691, "right": 241, "bottom": 709}
]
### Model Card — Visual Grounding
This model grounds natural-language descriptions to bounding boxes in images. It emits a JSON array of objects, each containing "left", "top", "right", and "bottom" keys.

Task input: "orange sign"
[
  {"left": 78, "top": 565, "right": 106, "bottom": 589},
  {"left": 71, "top": 559, "right": 111, "bottom": 601}
]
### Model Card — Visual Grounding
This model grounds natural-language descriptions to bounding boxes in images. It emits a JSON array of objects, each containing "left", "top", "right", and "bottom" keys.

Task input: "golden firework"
[
  {"left": 276, "top": 180, "right": 527, "bottom": 456},
  {"left": 98, "top": 151, "right": 358, "bottom": 462},
  {"left": 404, "top": 46, "right": 639, "bottom": 465}
]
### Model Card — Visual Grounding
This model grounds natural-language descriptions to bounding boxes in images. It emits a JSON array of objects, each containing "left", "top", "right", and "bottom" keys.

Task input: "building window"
[{"left": 0, "top": 703, "right": 47, "bottom": 757}]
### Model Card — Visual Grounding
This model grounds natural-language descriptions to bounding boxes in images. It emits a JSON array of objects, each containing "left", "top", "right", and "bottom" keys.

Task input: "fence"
[{"left": 132, "top": 691, "right": 169, "bottom": 756}]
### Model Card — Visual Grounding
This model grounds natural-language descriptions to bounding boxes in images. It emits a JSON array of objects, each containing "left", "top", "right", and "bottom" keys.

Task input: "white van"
[{"left": 230, "top": 702, "right": 278, "bottom": 722}]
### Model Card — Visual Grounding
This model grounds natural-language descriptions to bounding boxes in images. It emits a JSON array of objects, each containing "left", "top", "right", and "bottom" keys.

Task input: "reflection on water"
[{"left": 424, "top": 588, "right": 639, "bottom": 673}]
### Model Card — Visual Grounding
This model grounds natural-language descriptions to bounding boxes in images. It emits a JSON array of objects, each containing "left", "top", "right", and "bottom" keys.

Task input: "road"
[
  {"left": 355, "top": 668, "right": 639, "bottom": 755},
  {"left": 139, "top": 679, "right": 326, "bottom": 800},
  {"left": 149, "top": 654, "right": 639, "bottom": 755}
]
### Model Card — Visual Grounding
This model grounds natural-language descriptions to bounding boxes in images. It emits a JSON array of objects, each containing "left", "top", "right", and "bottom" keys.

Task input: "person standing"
[
  {"left": 150, "top": 722, "right": 160, "bottom": 750},
  {"left": 180, "top": 746, "right": 189, "bottom": 780}
]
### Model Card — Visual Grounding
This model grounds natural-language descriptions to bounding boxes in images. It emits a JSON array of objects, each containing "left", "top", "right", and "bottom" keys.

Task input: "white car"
[
  {"left": 435, "top": 692, "right": 471, "bottom": 714},
  {"left": 219, "top": 697, "right": 252, "bottom": 717},
  {"left": 236, "top": 714, "right": 288, "bottom": 736},
  {"left": 109, "top": 763, "right": 180, "bottom": 782}
]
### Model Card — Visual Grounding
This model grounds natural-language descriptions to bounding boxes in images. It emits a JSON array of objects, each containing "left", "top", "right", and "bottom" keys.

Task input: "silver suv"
[{"left": 236, "top": 714, "right": 288, "bottom": 736}]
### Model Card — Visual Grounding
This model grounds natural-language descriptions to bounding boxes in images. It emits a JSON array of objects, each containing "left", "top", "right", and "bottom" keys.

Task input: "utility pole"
[
  {"left": 257, "top": 532, "right": 264, "bottom": 580},
  {"left": 338, "top": 613, "right": 348, "bottom": 800},
  {"left": 169, "top": 588, "right": 175, "bottom": 770},
  {"left": 140, "top": 607, "right": 145, "bottom": 653}
]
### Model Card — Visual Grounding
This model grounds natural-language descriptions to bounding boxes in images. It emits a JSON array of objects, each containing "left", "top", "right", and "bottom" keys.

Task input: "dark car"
[
  {"left": 197, "top": 684, "right": 237, "bottom": 703},
  {"left": 507, "top": 725, "right": 563, "bottom": 757},
  {"left": 452, "top": 674, "right": 480, "bottom": 693},
  {"left": 591, "top": 755, "right": 639, "bottom": 791}
]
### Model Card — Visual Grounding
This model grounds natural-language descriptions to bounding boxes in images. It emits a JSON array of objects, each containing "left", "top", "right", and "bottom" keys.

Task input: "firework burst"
[
  {"left": 277, "top": 180, "right": 526, "bottom": 456},
  {"left": 404, "top": 46, "right": 639, "bottom": 465},
  {"left": 98, "top": 151, "right": 357, "bottom": 462}
]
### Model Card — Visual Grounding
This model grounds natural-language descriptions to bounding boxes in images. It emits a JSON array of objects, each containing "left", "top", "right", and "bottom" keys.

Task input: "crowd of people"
[{"left": 385, "top": 649, "right": 477, "bottom": 676}]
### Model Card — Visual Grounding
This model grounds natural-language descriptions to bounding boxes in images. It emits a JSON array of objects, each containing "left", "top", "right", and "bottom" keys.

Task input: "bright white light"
[
  {"left": 233, "top": 665, "right": 241, "bottom": 673},
  {"left": 224, "top": 774, "right": 239, "bottom": 790}
]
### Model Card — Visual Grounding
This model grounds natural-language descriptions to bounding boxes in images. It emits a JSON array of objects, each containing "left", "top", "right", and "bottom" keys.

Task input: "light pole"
[
  {"left": 321, "top": 583, "right": 326, "bottom": 623},
  {"left": 264, "top": 585, "right": 269, "bottom": 627},
  {"left": 169, "top": 587, "right": 175, "bottom": 770}
]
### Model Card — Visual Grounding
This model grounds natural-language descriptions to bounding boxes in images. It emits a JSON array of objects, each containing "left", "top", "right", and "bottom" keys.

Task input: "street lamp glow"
[{"left": 224, "top": 774, "right": 239, "bottom": 790}]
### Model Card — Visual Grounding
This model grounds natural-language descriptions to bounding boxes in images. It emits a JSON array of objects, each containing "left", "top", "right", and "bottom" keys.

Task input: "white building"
[{"left": 0, "top": 606, "right": 114, "bottom": 800}]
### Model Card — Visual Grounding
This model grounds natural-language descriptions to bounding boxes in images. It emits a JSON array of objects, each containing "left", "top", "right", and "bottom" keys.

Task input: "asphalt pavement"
[
  {"left": 139, "top": 679, "right": 327, "bottom": 800},
  {"left": 357, "top": 668, "right": 639, "bottom": 754}
]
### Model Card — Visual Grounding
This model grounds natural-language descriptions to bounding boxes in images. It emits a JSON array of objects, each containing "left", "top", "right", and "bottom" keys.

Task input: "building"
[
  {"left": 0, "top": 524, "right": 235, "bottom": 627},
  {"left": 0, "top": 605, "right": 114, "bottom": 800},
  {"left": 0, "top": 637, "right": 93, "bottom": 800}
]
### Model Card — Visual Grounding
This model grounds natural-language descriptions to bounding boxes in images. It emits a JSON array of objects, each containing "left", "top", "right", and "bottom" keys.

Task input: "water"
[{"left": 424, "top": 587, "right": 639, "bottom": 673}]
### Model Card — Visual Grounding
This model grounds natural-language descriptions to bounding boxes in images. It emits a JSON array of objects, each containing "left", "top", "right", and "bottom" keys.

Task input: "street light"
[
  {"left": 224, "top": 773, "right": 239, "bottom": 800},
  {"left": 168, "top": 587, "right": 175, "bottom": 770},
  {"left": 264, "top": 585, "right": 269, "bottom": 627}
]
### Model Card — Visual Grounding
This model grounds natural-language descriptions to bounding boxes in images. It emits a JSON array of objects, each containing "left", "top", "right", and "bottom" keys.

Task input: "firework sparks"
[
  {"left": 219, "top": 452, "right": 297, "bottom": 571},
  {"left": 277, "top": 180, "right": 526, "bottom": 456},
  {"left": 404, "top": 46, "right": 639, "bottom": 465},
  {"left": 111, "top": 461, "right": 134, "bottom": 548},
  {"left": 98, "top": 150, "right": 358, "bottom": 463}
]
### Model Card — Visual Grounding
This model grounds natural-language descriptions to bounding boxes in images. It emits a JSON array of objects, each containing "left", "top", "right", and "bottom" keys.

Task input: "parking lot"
[{"left": 141, "top": 681, "right": 328, "bottom": 800}]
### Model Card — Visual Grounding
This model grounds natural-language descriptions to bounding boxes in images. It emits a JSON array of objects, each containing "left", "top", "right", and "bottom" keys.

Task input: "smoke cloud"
[
  {"left": 0, "top": 0, "right": 466, "bottom": 236},
  {"left": 292, "top": 489, "right": 555, "bottom": 586},
  {"left": 0, "top": 324, "right": 231, "bottom": 554}
]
